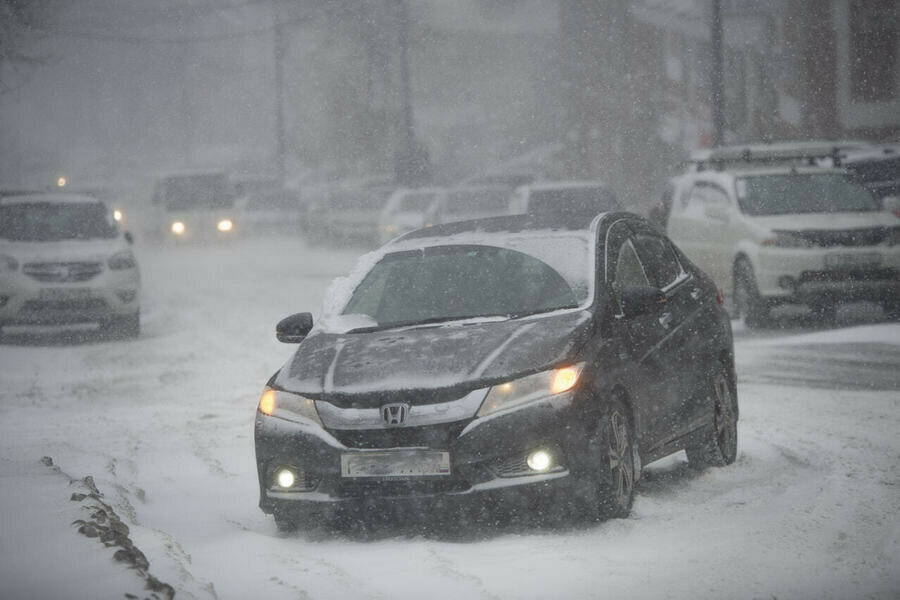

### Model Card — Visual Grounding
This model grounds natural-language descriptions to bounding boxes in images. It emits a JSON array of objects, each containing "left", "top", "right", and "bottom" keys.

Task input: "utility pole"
[
  {"left": 711, "top": 0, "right": 725, "bottom": 147},
  {"left": 272, "top": 0, "right": 286, "bottom": 185}
]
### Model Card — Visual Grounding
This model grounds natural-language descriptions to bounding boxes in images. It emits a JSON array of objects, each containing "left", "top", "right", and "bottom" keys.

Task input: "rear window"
[
  {"left": 527, "top": 186, "right": 619, "bottom": 215},
  {"left": 445, "top": 189, "right": 510, "bottom": 214}
]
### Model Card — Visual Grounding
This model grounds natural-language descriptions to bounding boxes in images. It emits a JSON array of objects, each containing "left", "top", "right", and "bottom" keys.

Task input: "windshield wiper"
[{"left": 346, "top": 307, "right": 579, "bottom": 333}]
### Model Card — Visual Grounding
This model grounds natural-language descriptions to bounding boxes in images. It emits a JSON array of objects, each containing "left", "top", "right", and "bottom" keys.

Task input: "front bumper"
[
  {"left": 0, "top": 267, "right": 140, "bottom": 326},
  {"left": 254, "top": 390, "right": 591, "bottom": 513},
  {"left": 755, "top": 244, "right": 900, "bottom": 303}
]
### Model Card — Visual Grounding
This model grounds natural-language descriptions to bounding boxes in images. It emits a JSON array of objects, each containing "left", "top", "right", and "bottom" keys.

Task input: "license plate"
[
  {"left": 824, "top": 253, "right": 882, "bottom": 269},
  {"left": 341, "top": 450, "right": 451, "bottom": 478},
  {"left": 38, "top": 288, "right": 92, "bottom": 301}
]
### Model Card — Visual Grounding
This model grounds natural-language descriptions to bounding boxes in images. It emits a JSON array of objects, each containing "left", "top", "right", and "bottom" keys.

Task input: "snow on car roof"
[{"left": 0, "top": 192, "right": 105, "bottom": 205}]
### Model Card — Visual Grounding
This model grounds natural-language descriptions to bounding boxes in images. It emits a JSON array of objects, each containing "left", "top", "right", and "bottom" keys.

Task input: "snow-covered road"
[{"left": 2, "top": 237, "right": 899, "bottom": 599}]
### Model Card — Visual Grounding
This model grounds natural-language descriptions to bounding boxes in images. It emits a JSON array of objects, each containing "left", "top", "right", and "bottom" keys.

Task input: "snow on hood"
[
  {"left": 749, "top": 211, "right": 898, "bottom": 232},
  {"left": 273, "top": 309, "right": 593, "bottom": 401},
  {"left": 0, "top": 236, "right": 129, "bottom": 264}
]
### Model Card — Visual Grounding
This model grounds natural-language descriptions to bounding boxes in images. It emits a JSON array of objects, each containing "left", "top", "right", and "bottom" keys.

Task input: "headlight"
[
  {"left": 113, "top": 209, "right": 123, "bottom": 222},
  {"left": 0, "top": 254, "right": 19, "bottom": 273},
  {"left": 762, "top": 231, "right": 812, "bottom": 248},
  {"left": 477, "top": 363, "right": 585, "bottom": 418},
  {"left": 171, "top": 221, "right": 185, "bottom": 235},
  {"left": 217, "top": 219, "right": 233, "bottom": 232},
  {"left": 107, "top": 250, "right": 136, "bottom": 270},
  {"left": 257, "top": 387, "right": 322, "bottom": 426}
]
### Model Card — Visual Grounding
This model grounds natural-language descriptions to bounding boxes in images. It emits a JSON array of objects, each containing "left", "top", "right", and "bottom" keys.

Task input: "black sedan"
[{"left": 255, "top": 212, "right": 737, "bottom": 531}]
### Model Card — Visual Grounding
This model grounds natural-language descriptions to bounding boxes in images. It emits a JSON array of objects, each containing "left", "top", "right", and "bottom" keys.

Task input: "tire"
[
  {"left": 733, "top": 259, "right": 769, "bottom": 328},
  {"left": 103, "top": 312, "right": 140, "bottom": 339},
  {"left": 686, "top": 368, "right": 738, "bottom": 468},
  {"left": 592, "top": 398, "right": 636, "bottom": 520}
]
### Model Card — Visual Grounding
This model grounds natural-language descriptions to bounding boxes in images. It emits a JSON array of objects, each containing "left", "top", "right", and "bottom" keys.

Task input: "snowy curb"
[{"left": 39, "top": 456, "right": 175, "bottom": 600}]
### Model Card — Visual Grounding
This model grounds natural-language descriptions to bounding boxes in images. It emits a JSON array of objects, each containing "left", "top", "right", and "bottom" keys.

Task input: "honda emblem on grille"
[{"left": 381, "top": 403, "right": 409, "bottom": 427}]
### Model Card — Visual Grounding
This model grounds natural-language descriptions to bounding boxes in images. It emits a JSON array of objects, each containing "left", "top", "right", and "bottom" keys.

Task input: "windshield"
[
  {"left": 445, "top": 189, "right": 510, "bottom": 215},
  {"left": 342, "top": 242, "right": 589, "bottom": 328},
  {"left": 528, "top": 187, "right": 619, "bottom": 214},
  {"left": 736, "top": 173, "right": 880, "bottom": 216},
  {"left": 397, "top": 191, "right": 437, "bottom": 212},
  {"left": 0, "top": 201, "right": 118, "bottom": 241},
  {"left": 156, "top": 174, "right": 232, "bottom": 211}
]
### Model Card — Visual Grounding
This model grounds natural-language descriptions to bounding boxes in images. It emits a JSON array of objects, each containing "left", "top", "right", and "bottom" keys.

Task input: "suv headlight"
[
  {"left": 257, "top": 387, "right": 322, "bottom": 426},
  {"left": 477, "top": 363, "right": 585, "bottom": 418},
  {"left": 763, "top": 231, "right": 812, "bottom": 248},
  {"left": 0, "top": 254, "right": 19, "bottom": 273},
  {"left": 108, "top": 250, "right": 136, "bottom": 270}
]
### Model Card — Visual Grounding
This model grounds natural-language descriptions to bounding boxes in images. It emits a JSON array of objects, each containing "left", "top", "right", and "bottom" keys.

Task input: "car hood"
[
  {"left": 273, "top": 309, "right": 593, "bottom": 404},
  {"left": 749, "top": 211, "right": 896, "bottom": 231},
  {"left": 0, "top": 237, "right": 127, "bottom": 263}
]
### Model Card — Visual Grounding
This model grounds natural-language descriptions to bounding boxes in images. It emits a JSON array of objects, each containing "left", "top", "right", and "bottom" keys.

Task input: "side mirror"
[
  {"left": 620, "top": 286, "right": 667, "bottom": 319},
  {"left": 276, "top": 312, "right": 314, "bottom": 343},
  {"left": 123, "top": 231, "right": 134, "bottom": 245}
]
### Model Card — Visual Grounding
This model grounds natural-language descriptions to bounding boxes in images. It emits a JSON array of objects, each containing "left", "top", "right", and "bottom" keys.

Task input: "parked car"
[
  {"left": 841, "top": 144, "right": 900, "bottom": 202},
  {"left": 511, "top": 180, "right": 620, "bottom": 217},
  {"left": 377, "top": 187, "right": 443, "bottom": 244},
  {"left": 305, "top": 180, "right": 395, "bottom": 246},
  {"left": 665, "top": 143, "right": 900, "bottom": 325},
  {"left": 0, "top": 193, "right": 141, "bottom": 337},
  {"left": 234, "top": 188, "right": 303, "bottom": 235},
  {"left": 151, "top": 170, "right": 237, "bottom": 241},
  {"left": 255, "top": 211, "right": 737, "bottom": 531},
  {"left": 430, "top": 185, "right": 512, "bottom": 225}
]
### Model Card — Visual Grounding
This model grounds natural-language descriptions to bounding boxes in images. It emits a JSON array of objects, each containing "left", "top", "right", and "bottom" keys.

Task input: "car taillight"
[{"left": 716, "top": 289, "right": 724, "bottom": 306}]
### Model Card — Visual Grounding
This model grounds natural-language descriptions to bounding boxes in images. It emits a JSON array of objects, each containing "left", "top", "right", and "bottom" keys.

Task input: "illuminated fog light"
[
  {"left": 526, "top": 449, "right": 553, "bottom": 472},
  {"left": 113, "top": 210, "right": 123, "bottom": 222},
  {"left": 171, "top": 221, "right": 185, "bottom": 235},
  {"left": 217, "top": 219, "right": 233, "bottom": 232},
  {"left": 276, "top": 468, "right": 296, "bottom": 489},
  {"left": 57, "top": 176, "right": 67, "bottom": 188}
]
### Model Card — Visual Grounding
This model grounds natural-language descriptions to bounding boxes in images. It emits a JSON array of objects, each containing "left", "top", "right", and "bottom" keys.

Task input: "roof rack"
[{"left": 688, "top": 141, "right": 870, "bottom": 172}]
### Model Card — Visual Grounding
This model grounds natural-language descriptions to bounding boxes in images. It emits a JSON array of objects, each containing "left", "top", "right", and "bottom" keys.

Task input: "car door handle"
[{"left": 658, "top": 312, "right": 673, "bottom": 328}]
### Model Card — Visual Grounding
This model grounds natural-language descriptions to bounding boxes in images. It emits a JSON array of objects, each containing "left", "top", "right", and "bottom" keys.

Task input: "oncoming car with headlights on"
[
  {"left": 151, "top": 170, "right": 237, "bottom": 242},
  {"left": 254, "top": 212, "right": 737, "bottom": 531},
  {"left": 0, "top": 193, "right": 140, "bottom": 338}
]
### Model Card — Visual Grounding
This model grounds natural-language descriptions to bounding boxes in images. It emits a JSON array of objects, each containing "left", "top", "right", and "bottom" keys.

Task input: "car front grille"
[
  {"left": 334, "top": 477, "right": 470, "bottom": 499},
  {"left": 21, "top": 298, "right": 108, "bottom": 312},
  {"left": 796, "top": 227, "right": 893, "bottom": 247},
  {"left": 23, "top": 262, "right": 102, "bottom": 282},
  {"left": 327, "top": 421, "right": 470, "bottom": 450}
]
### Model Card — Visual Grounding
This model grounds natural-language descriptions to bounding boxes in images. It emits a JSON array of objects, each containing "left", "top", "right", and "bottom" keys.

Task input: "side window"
[
  {"left": 612, "top": 239, "right": 650, "bottom": 310},
  {"left": 632, "top": 234, "right": 685, "bottom": 289},
  {"left": 682, "top": 185, "right": 707, "bottom": 218}
]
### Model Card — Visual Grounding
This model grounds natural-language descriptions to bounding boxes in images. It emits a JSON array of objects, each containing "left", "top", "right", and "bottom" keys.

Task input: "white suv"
[
  {"left": 664, "top": 145, "right": 900, "bottom": 326},
  {"left": 0, "top": 193, "right": 141, "bottom": 337}
]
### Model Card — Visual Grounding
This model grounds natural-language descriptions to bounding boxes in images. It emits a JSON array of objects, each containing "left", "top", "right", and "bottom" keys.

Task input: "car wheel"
[
  {"left": 686, "top": 369, "right": 738, "bottom": 468},
  {"left": 594, "top": 398, "right": 635, "bottom": 520},
  {"left": 103, "top": 312, "right": 140, "bottom": 339},
  {"left": 733, "top": 260, "right": 769, "bottom": 328}
]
